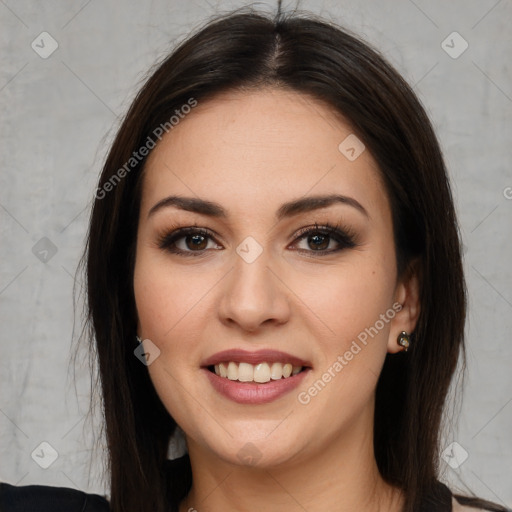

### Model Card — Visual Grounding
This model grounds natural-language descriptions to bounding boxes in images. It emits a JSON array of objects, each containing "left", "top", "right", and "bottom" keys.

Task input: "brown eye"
[
  {"left": 158, "top": 227, "right": 222, "bottom": 256},
  {"left": 185, "top": 233, "right": 208, "bottom": 250},
  {"left": 306, "top": 233, "right": 330, "bottom": 251},
  {"left": 291, "top": 223, "right": 358, "bottom": 255}
]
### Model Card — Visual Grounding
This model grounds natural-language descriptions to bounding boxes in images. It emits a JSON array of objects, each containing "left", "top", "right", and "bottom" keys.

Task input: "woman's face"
[{"left": 133, "top": 88, "right": 418, "bottom": 468}]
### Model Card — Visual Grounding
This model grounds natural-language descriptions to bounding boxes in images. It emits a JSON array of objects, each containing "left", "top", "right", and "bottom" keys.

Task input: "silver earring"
[
  {"left": 136, "top": 335, "right": 142, "bottom": 343},
  {"left": 397, "top": 331, "right": 410, "bottom": 352}
]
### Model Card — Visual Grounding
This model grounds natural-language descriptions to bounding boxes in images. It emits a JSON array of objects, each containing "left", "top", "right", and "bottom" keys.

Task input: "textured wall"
[{"left": 0, "top": 0, "right": 511, "bottom": 506}]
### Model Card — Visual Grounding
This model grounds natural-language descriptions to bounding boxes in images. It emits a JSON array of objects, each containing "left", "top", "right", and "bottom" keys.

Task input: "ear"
[{"left": 387, "top": 259, "right": 421, "bottom": 354}]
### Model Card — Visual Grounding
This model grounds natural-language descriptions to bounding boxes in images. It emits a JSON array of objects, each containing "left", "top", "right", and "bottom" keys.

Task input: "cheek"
[
  {"left": 293, "top": 263, "right": 396, "bottom": 426},
  {"left": 297, "top": 257, "right": 395, "bottom": 341},
  {"left": 134, "top": 250, "right": 207, "bottom": 342},
  {"left": 133, "top": 253, "right": 207, "bottom": 421}
]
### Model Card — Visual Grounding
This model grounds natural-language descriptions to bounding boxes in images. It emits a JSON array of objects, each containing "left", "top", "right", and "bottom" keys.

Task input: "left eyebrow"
[
  {"left": 147, "top": 193, "right": 369, "bottom": 220},
  {"left": 276, "top": 194, "right": 369, "bottom": 220}
]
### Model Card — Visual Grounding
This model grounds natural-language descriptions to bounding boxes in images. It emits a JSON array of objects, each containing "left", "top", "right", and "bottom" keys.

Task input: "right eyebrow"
[{"left": 148, "top": 196, "right": 227, "bottom": 219}]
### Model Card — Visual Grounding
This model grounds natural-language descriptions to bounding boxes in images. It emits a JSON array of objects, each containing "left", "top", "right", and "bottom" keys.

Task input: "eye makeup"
[{"left": 155, "top": 220, "right": 359, "bottom": 258}]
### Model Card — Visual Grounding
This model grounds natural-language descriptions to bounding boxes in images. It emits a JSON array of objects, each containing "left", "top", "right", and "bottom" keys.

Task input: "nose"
[{"left": 217, "top": 249, "right": 291, "bottom": 332}]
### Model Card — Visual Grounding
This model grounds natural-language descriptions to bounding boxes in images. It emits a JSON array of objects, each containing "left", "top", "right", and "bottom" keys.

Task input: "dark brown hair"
[{"left": 81, "top": 7, "right": 508, "bottom": 512}]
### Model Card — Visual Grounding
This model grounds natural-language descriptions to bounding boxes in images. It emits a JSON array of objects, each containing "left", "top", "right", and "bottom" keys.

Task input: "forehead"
[{"left": 141, "top": 88, "right": 388, "bottom": 219}]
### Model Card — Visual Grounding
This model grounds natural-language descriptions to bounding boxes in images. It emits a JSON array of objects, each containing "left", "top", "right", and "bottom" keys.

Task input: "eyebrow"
[{"left": 147, "top": 194, "right": 369, "bottom": 220}]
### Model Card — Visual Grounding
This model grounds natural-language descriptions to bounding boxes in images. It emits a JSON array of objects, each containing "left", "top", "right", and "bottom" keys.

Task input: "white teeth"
[
  {"left": 227, "top": 361, "right": 238, "bottom": 380},
  {"left": 238, "top": 362, "right": 254, "bottom": 382},
  {"left": 292, "top": 366, "right": 301, "bottom": 376},
  {"left": 254, "top": 363, "right": 271, "bottom": 383},
  {"left": 270, "top": 362, "right": 283, "bottom": 380},
  {"left": 213, "top": 361, "right": 303, "bottom": 382}
]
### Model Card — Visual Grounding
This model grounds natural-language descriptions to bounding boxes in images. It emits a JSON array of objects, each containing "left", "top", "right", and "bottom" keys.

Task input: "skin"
[{"left": 133, "top": 88, "right": 420, "bottom": 512}]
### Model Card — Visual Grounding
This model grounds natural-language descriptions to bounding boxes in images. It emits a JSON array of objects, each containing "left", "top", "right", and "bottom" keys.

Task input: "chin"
[{"left": 193, "top": 427, "right": 306, "bottom": 469}]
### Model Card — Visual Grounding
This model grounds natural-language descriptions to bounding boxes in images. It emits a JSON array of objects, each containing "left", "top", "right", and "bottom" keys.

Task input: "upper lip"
[{"left": 201, "top": 349, "right": 312, "bottom": 368}]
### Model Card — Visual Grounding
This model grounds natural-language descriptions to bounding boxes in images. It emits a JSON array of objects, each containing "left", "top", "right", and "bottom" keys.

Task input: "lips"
[
  {"left": 201, "top": 349, "right": 312, "bottom": 369},
  {"left": 203, "top": 366, "right": 311, "bottom": 404},
  {"left": 201, "top": 349, "right": 312, "bottom": 404}
]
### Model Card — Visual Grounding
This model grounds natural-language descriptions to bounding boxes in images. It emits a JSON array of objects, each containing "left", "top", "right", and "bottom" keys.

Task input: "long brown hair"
[{"left": 81, "top": 7, "right": 507, "bottom": 512}]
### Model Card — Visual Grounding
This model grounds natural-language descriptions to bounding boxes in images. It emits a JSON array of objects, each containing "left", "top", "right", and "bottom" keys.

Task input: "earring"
[
  {"left": 136, "top": 335, "right": 142, "bottom": 343},
  {"left": 397, "top": 331, "right": 410, "bottom": 352}
]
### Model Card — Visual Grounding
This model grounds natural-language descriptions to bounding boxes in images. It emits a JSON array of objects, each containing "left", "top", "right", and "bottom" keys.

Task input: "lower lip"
[{"left": 203, "top": 367, "right": 310, "bottom": 404}]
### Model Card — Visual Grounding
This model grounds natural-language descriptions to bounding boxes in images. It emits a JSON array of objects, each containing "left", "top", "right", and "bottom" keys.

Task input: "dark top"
[
  {"left": 0, "top": 480, "right": 455, "bottom": 512},
  {"left": 0, "top": 455, "right": 502, "bottom": 512}
]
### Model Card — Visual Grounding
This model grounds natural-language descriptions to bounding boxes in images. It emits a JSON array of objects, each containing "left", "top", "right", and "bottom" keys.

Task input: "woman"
[{"left": 1, "top": 6, "right": 509, "bottom": 512}]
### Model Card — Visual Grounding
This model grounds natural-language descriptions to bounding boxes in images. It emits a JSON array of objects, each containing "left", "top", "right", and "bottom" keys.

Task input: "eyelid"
[{"left": 292, "top": 221, "right": 356, "bottom": 241}]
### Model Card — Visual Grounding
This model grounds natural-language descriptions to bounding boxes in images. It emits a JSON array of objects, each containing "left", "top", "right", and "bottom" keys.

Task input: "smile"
[
  {"left": 211, "top": 361, "right": 303, "bottom": 383},
  {"left": 201, "top": 348, "right": 312, "bottom": 404}
]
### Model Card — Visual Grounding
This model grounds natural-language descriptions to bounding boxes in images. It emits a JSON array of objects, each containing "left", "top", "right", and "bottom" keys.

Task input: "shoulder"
[{"left": 0, "top": 481, "right": 110, "bottom": 512}]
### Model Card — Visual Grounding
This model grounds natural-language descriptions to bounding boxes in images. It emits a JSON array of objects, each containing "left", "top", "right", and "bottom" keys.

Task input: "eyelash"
[{"left": 156, "top": 222, "right": 358, "bottom": 258}]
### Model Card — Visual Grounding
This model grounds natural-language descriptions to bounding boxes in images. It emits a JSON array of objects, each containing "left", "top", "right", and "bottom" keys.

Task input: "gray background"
[{"left": 1, "top": 0, "right": 511, "bottom": 506}]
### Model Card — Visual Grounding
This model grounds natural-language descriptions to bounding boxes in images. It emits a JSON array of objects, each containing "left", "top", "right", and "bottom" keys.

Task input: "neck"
[{"left": 178, "top": 406, "right": 404, "bottom": 512}]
